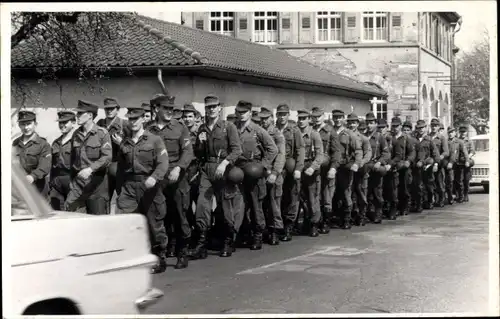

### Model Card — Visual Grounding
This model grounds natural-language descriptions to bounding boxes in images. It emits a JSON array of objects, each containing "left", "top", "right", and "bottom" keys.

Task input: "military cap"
[
  {"left": 236, "top": 100, "right": 252, "bottom": 112},
  {"left": 439, "top": 123, "right": 444, "bottom": 129},
  {"left": 75, "top": 99, "right": 99, "bottom": 113},
  {"left": 403, "top": 121, "right": 414, "bottom": 129},
  {"left": 259, "top": 107, "right": 273, "bottom": 118},
  {"left": 365, "top": 112, "right": 377, "bottom": 121},
  {"left": 297, "top": 109, "right": 310, "bottom": 117},
  {"left": 331, "top": 109, "right": 345, "bottom": 117},
  {"left": 226, "top": 113, "right": 236, "bottom": 120},
  {"left": 358, "top": 120, "right": 367, "bottom": 130},
  {"left": 183, "top": 103, "right": 197, "bottom": 114},
  {"left": 391, "top": 117, "right": 402, "bottom": 126},
  {"left": 415, "top": 120, "right": 426, "bottom": 128},
  {"left": 447, "top": 126, "right": 456, "bottom": 133},
  {"left": 459, "top": 124, "right": 468, "bottom": 132},
  {"left": 17, "top": 110, "right": 36, "bottom": 123},
  {"left": 56, "top": 110, "right": 76, "bottom": 122},
  {"left": 252, "top": 114, "right": 261, "bottom": 123},
  {"left": 126, "top": 105, "right": 145, "bottom": 119},
  {"left": 276, "top": 103, "right": 290, "bottom": 113},
  {"left": 430, "top": 118, "right": 440, "bottom": 126},
  {"left": 141, "top": 102, "right": 151, "bottom": 112},
  {"left": 151, "top": 95, "right": 175, "bottom": 108},
  {"left": 103, "top": 97, "right": 120, "bottom": 109},
  {"left": 204, "top": 94, "right": 220, "bottom": 107},
  {"left": 311, "top": 106, "right": 325, "bottom": 117},
  {"left": 346, "top": 113, "right": 359, "bottom": 121},
  {"left": 377, "top": 118, "right": 388, "bottom": 128}
]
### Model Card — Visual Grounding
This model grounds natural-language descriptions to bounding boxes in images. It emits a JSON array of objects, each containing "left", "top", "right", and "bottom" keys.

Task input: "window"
[
  {"left": 376, "top": 103, "right": 388, "bottom": 120},
  {"left": 253, "top": 12, "right": 278, "bottom": 43},
  {"left": 316, "top": 12, "right": 342, "bottom": 42},
  {"left": 362, "top": 11, "right": 388, "bottom": 41},
  {"left": 209, "top": 12, "right": 235, "bottom": 37}
]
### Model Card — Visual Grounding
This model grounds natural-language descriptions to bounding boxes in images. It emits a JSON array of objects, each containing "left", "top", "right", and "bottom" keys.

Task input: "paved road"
[{"left": 147, "top": 187, "right": 491, "bottom": 315}]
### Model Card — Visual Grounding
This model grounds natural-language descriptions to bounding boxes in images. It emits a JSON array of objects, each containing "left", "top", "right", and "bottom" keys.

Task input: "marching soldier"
[
  {"left": 148, "top": 95, "right": 194, "bottom": 269},
  {"left": 364, "top": 112, "right": 390, "bottom": 224},
  {"left": 259, "top": 107, "right": 286, "bottom": 245},
  {"left": 411, "top": 120, "right": 440, "bottom": 212},
  {"left": 457, "top": 125, "right": 474, "bottom": 202},
  {"left": 447, "top": 126, "right": 468, "bottom": 204},
  {"left": 331, "top": 109, "right": 362, "bottom": 229},
  {"left": 378, "top": 118, "right": 392, "bottom": 214},
  {"left": 96, "top": 97, "right": 128, "bottom": 203},
  {"left": 226, "top": 113, "right": 237, "bottom": 124},
  {"left": 143, "top": 102, "right": 154, "bottom": 123},
  {"left": 402, "top": 121, "right": 418, "bottom": 212},
  {"left": 235, "top": 100, "right": 278, "bottom": 250},
  {"left": 296, "top": 109, "right": 323, "bottom": 236},
  {"left": 191, "top": 94, "right": 243, "bottom": 258},
  {"left": 65, "top": 100, "right": 112, "bottom": 214},
  {"left": 173, "top": 105, "right": 184, "bottom": 123},
  {"left": 275, "top": 103, "right": 305, "bottom": 242},
  {"left": 346, "top": 114, "right": 372, "bottom": 226},
  {"left": 429, "top": 118, "right": 450, "bottom": 208},
  {"left": 115, "top": 104, "right": 169, "bottom": 274},
  {"left": 311, "top": 106, "right": 340, "bottom": 234},
  {"left": 49, "top": 111, "right": 77, "bottom": 210},
  {"left": 12, "top": 110, "right": 51, "bottom": 195}
]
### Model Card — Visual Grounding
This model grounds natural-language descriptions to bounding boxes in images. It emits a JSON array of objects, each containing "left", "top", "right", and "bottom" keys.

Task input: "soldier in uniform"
[
  {"left": 191, "top": 94, "right": 243, "bottom": 258},
  {"left": 148, "top": 95, "right": 194, "bottom": 268},
  {"left": 331, "top": 109, "right": 362, "bottom": 229},
  {"left": 259, "top": 107, "right": 286, "bottom": 245},
  {"left": 12, "top": 110, "right": 51, "bottom": 195},
  {"left": 364, "top": 112, "right": 390, "bottom": 223},
  {"left": 429, "top": 118, "right": 450, "bottom": 207},
  {"left": 252, "top": 113, "right": 262, "bottom": 125},
  {"left": 377, "top": 118, "right": 392, "bottom": 214},
  {"left": 173, "top": 105, "right": 184, "bottom": 124},
  {"left": 49, "top": 111, "right": 77, "bottom": 210},
  {"left": 115, "top": 105, "right": 170, "bottom": 273},
  {"left": 402, "top": 121, "right": 418, "bottom": 212},
  {"left": 311, "top": 106, "right": 340, "bottom": 234},
  {"left": 235, "top": 100, "right": 278, "bottom": 250},
  {"left": 143, "top": 102, "right": 153, "bottom": 123},
  {"left": 295, "top": 109, "right": 323, "bottom": 236},
  {"left": 65, "top": 100, "right": 112, "bottom": 214},
  {"left": 96, "top": 97, "right": 128, "bottom": 204},
  {"left": 346, "top": 114, "right": 372, "bottom": 226},
  {"left": 456, "top": 125, "right": 473, "bottom": 202},
  {"left": 226, "top": 113, "right": 237, "bottom": 124},
  {"left": 411, "top": 120, "right": 440, "bottom": 212},
  {"left": 275, "top": 103, "right": 305, "bottom": 242},
  {"left": 446, "top": 126, "right": 468, "bottom": 204}
]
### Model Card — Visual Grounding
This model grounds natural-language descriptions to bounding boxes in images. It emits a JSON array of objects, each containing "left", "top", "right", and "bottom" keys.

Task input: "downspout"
[
  {"left": 157, "top": 69, "right": 168, "bottom": 95},
  {"left": 450, "top": 17, "right": 463, "bottom": 126}
]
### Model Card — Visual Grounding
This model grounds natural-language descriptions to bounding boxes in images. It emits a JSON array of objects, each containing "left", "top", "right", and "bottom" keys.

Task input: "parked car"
[
  {"left": 8, "top": 160, "right": 163, "bottom": 315},
  {"left": 469, "top": 134, "right": 490, "bottom": 193}
]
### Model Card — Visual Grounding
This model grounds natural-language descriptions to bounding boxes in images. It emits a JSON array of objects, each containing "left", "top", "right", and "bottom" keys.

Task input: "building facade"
[{"left": 181, "top": 11, "right": 461, "bottom": 127}]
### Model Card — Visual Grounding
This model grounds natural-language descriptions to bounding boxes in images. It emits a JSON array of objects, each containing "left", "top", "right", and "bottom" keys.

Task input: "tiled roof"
[{"left": 12, "top": 13, "right": 386, "bottom": 97}]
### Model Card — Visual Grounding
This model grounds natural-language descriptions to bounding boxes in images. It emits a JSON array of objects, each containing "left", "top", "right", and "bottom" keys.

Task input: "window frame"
[
  {"left": 376, "top": 103, "right": 388, "bottom": 121},
  {"left": 315, "top": 11, "right": 343, "bottom": 43},
  {"left": 208, "top": 11, "right": 235, "bottom": 37},
  {"left": 252, "top": 11, "right": 279, "bottom": 44},
  {"left": 361, "top": 11, "right": 389, "bottom": 42}
]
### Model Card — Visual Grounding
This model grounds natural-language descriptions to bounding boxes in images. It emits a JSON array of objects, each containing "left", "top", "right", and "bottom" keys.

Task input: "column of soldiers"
[{"left": 13, "top": 94, "right": 476, "bottom": 275}]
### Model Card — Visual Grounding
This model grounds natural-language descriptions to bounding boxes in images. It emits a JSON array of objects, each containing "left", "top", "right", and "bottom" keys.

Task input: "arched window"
[
  {"left": 429, "top": 88, "right": 435, "bottom": 101},
  {"left": 445, "top": 93, "right": 449, "bottom": 105},
  {"left": 422, "top": 84, "right": 428, "bottom": 101}
]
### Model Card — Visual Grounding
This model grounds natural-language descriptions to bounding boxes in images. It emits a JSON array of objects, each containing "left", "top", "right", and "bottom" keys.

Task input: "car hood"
[
  {"left": 472, "top": 152, "right": 489, "bottom": 166},
  {"left": 46, "top": 210, "right": 93, "bottom": 219}
]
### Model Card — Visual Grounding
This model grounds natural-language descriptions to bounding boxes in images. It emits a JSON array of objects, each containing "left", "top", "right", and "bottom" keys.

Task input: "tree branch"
[{"left": 11, "top": 13, "right": 49, "bottom": 49}]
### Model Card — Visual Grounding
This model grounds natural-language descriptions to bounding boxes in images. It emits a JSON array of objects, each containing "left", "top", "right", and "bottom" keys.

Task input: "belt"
[
  {"left": 206, "top": 156, "right": 221, "bottom": 163},
  {"left": 124, "top": 174, "right": 150, "bottom": 182}
]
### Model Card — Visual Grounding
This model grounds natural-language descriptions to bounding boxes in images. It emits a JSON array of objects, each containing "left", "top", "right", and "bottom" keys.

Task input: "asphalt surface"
[{"left": 147, "top": 187, "right": 491, "bottom": 315}]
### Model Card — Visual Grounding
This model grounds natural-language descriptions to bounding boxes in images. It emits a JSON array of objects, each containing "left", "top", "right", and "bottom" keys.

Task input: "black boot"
[
  {"left": 342, "top": 213, "right": 352, "bottom": 229},
  {"left": 388, "top": 207, "right": 398, "bottom": 220},
  {"left": 280, "top": 223, "right": 293, "bottom": 242},
  {"left": 318, "top": 220, "right": 330, "bottom": 234},
  {"left": 464, "top": 193, "right": 469, "bottom": 202},
  {"left": 309, "top": 223, "right": 319, "bottom": 237},
  {"left": 220, "top": 231, "right": 234, "bottom": 257},
  {"left": 174, "top": 239, "right": 189, "bottom": 269},
  {"left": 373, "top": 209, "right": 383, "bottom": 224},
  {"left": 166, "top": 237, "right": 177, "bottom": 258},
  {"left": 151, "top": 248, "right": 167, "bottom": 274},
  {"left": 189, "top": 230, "right": 208, "bottom": 260},
  {"left": 250, "top": 231, "right": 263, "bottom": 250},
  {"left": 268, "top": 228, "right": 280, "bottom": 245}
]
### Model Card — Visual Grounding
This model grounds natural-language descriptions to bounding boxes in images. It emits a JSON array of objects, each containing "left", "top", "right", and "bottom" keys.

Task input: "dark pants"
[
  {"left": 320, "top": 166, "right": 335, "bottom": 223},
  {"left": 242, "top": 176, "right": 267, "bottom": 233},
  {"left": 300, "top": 168, "right": 321, "bottom": 225},
  {"left": 263, "top": 174, "right": 284, "bottom": 230},
  {"left": 49, "top": 174, "right": 72, "bottom": 211},
  {"left": 116, "top": 178, "right": 167, "bottom": 250},
  {"left": 411, "top": 167, "right": 424, "bottom": 209},
  {"left": 65, "top": 173, "right": 109, "bottom": 215},
  {"left": 352, "top": 167, "right": 369, "bottom": 219},
  {"left": 107, "top": 163, "right": 118, "bottom": 209},
  {"left": 454, "top": 165, "right": 466, "bottom": 200},
  {"left": 367, "top": 170, "right": 384, "bottom": 219},
  {"left": 444, "top": 166, "right": 454, "bottom": 202},
  {"left": 387, "top": 170, "right": 399, "bottom": 216},
  {"left": 398, "top": 168, "right": 411, "bottom": 213},
  {"left": 382, "top": 173, "right": 392, "bottom": 213},
  {"left": 423, "top": 166, "right": 436, "bottom": 206},
  {"left": 163, "top": 170, "right": 191, "bottom": 241},
  {"left": 281, "top": 172, "right": 301, "bottom": 225},
  {"left": 186, "top": 162, "right": 200, "bottom": 228},
  {"left": 463, "top": 166, "right": 472, "bottom": 196},
  {"left": 334, "top": 166, "right": 354, "bottom": 223},
  {"left": 434, "top": 167, "right": 445, "bottom": 204}
]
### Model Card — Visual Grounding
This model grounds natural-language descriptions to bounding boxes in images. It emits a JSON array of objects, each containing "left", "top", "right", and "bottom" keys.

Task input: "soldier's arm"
[
  {"left": 271, "top": 131, "right": 286, "bottom": 176},
  {"left": 392, "top": 138, "right": 403, "bottom": 166},
  {"left": 467, "top": 141, "right": 476, "bottom": 157},
  {"left": 430, "top": 139, "right": 440, "bottom": 163},
  {"left": 351, "top": 133, "right": 363, "bottom": 167},
  {"left": 294, "top": 128, "right": 306, "bottom": 172},
  {"left": 461, "top": 140, "right": 469, "bottom": 163},
  {"left": 309, "top": 131, "right": 324, "bottom": 171},
  {"left": 259, "top": 128, "right": 278, "bottom": 171},
  {"left": 29, "top": 140, "right": 51, "bottom": 180},
  {"left": 362, "top": 137, "right": 372, "bottom": 166},
  {"left": 151, "top": 137, "right": 169, "bottom": 181},
  {"left": 176, "top": 125, "right": 194, "bottom": 170},
  {"left": 329, "top": 131, "right": 341, "bottom": 170},
  {"left": 115, "top": 143, "right": 126, "bottom": 192},
  {"left": 378, "top": 135, "right": 390, "bottom": 165},
  {"left": 406, "top": 137, "right": 416, "bottom": 163},
  {"left": 448, "top": 141, "right": 457, "bottom": 164},
  {"left": 89, "top": 131, "right": 112, "bottom": 172},
  {"left": 224, "top": 122, "right": 243, "bottom": 165},
  {"left": 440, "top": 135, "right": 450, "bottom": 158}
]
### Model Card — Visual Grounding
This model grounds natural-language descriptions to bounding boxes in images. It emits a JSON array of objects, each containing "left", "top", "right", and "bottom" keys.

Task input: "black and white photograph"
[{"left": 1, "top": 1, "right": 498, "bottom": 316}]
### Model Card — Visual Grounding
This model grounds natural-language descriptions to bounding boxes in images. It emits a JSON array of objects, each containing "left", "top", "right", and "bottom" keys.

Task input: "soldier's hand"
[
  {"left": 440, "top": 154, "right": 445, "bottom": 161},
  {"left": 25, "top": 175, "right": 34, "bottom": 184},
  {"left": 293, "top": 170, "right": 301, "bottom": 180},
  {"left": 465, "top": 161, "right": 470, "bottom": 168},
  {"left": 144, "top": 176, "right": 157, "bottom": 189},
  {"left": 447, "top": 163, "right": 453, "bottom": 170},
  {"left": 374, "top": 162, "right": 381, "bottom": 170},
  {"left": 267, "top": 173, "right": 277, "bottom": 184},
  {"left": 305, "top": 167, "right": 314, "bottom": 176},
  {"left": 432, "top": 164, "right": 439, "bottom": 172},
  {"left": 404, "top": 161, "right": 411, "bottom": 168},
  {"left": 215, "top": 162, "right": 228, "bottom": 179},
  {"left": 385, "top": 164, "right": 392, "bottom": 171},
  {"left": 350, "top": 163, "right": 359, "bottom": 172},
  {"left": 198, "top": 132, "right": 207, "bottom": 142},
  {"left": 168, "top": 166, "right": 181, "bottom": 183},
  {"left": 327, "top": 168, "right": 336, "bottom": 179},
  {"left": 78, "top": 167, "right": 93, "bottom": 180},
  {"left": 417, "top": 161, "right": 423, "bottom": 168},
  {"left": 111, "top": 133, "right": 123, "bottom": 145}
]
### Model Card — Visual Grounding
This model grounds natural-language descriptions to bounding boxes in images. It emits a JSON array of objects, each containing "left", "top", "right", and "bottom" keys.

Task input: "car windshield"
[{"left": 474, "top": 139, "right": 489, "bottom": 152}]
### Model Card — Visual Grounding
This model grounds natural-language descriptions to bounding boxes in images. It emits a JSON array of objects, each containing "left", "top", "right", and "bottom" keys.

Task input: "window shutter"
[
  {"left": 343, "top": 12, "right": 360, "bottom": 43},
  {"left": 193, "top": 12, "right": 207, "bottom": 30},
  {"left": 298, "top": 12, "right": 313, "bottom": 43},
  {"left": 302, "top": 16, "right": 311, "bottom": 29},
  {"left": 280, "top": 12, "right": 293, "bottom": 44},
  {"left": 236, "top": 12, "right": 252, "bottom": 41},
  {"left": 390, "top": 12, "right": 403, "bottom": 42}
]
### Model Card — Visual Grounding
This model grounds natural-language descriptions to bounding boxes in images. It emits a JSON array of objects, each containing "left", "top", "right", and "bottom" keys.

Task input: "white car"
[
  {"left": 469, "top": 134, "right": 490, "bottom": 193},
  {"left": 7, "top": 161, "right": 164, "bottom": 315}
]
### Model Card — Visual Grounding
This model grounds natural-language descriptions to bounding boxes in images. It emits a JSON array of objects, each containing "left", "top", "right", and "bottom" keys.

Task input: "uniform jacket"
[
  {"left": 266, "top": 124, "right": 286, "bottom": 176},
  {"left": 195, "top": 119, "right": 242, "bottom": 166},
  {"left": 315, "top": 123, "right": 340, "bottom": 170},
  {"left": 355, "top": 130, "right": 372, "bottom": 167},
  {"left": 12, "top": 133, "right": 51, "bottom": 181},
  {"left": 51, "top": 133, "right": 73, "bottom": 177},
  {"left": 414, "top": 134, "right": 440, "bottom": 166},
  {"left": 462, "top": 137, "right": 475, "bottom": 158},
  {"left": 389, "top": 132, "right": 415, "bottom": 168},
  {"left": 237, "top": 121, "right": 278, "bottom": 171},
  {"left": 406, "top": 134, "right": 419, "bottom": 165},
  {"left": 365, "top": 131, "right": 390, "bottom": 166},
  {"left": 449, "top": 137, "right": 469, "bottom": 165},
  {"left": 333, "top": 127, "right": 362, "bottom": 168},
  {"left": 69, "top": 123, "right": 112, "bottom": 174},
  {"left": 429, "top": 132, "right": 450, "bottom": 162},
  {"left": 96, "top": 116, "right": 129, "bottom": 162},
  {"left": 301, "top": 125, "right": 323, "bottom": 171},
  {"left": 277, "top": 122, "right": 305, "bottom": 172}
]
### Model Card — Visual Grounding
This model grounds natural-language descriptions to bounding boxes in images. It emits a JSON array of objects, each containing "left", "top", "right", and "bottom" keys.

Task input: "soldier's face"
[
  {"left": 416, "top": 126, "right": 425, "bottom": 135},
  {"left": 347, "top": 120, "right": 358, "bottom": 131},
  {"left": 439, "top": 128, "right": 444, "bottom": 135},
  {"left": 183, "top": 112, "right": 196, "bottom": 127},
  {"left": 129, "top": 116, "right": 144, "bottom": 132},
  {"left": 449, "top": 131, "right": 456, "bottom": 139},
  {"left": 332, "top": 115, "right": 343, "bottom": 127},
  {"left": 158, "top": 106, "right": 174, "bottom": 121},
  {"left": 459, "top": 131, "right": 466, "bottom": 138},
  {"left": 297, "top": 116, "right": 309, "bottom": 128},
  {"left": 76, "top": 111, "right": 92, "bottom": 125},
  {"left": 237, "top": 110, "right": 251, "bottom": 122},
  {"left": 205, "top": 104, "right": 220, "bottom": 119},
  {"left": 391, "top": 125, "right": 402, "bottom": 135},
  {"left": 367, "top": 120, "right": 377, "bottom": 132},
  {"left": 402, "top": 126, "right": 412, "bottom": 135},
  {"left": 311, "top": 114, "right": 324, "bottom": 126},
  {"left": 19, "top": 120, "right": 36, "bottom": 136},
  {"left": 143, "top": 112, "right": 152, "bottom": 122},
  {"left": 379, "top": 127, "right": 388, "bottom": 135},
  {"left": 276, "top": 112, "right": 289, "bottom": 125},
  {"left": 261, "top": 116, "right": 273, "bottom": 129},
  {"left": 431, "top": 124, "right": 439, "bottom": 133},
  {"left": 104, "top": 107, "right": 118, "bottom": 119},
  {"left": 58, "top": 120, "right": 75, "bottom": 134}
]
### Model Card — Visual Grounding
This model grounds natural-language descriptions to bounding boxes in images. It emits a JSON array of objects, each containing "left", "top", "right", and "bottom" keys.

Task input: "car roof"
[{"left": 470, "top": 134, "right": 490, "bottom": 140}]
